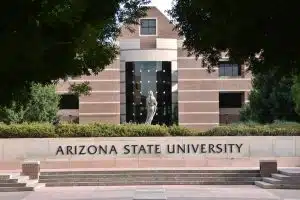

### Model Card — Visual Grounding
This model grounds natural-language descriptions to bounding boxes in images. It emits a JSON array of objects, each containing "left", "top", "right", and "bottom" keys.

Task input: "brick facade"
[{"left": 56, "top": 7, "right": 252, "bottom": 130}]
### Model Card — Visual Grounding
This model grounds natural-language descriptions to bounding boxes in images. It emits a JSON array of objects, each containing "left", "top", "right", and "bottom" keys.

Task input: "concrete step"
[
  {"left": 45, "top": 181, "right": 256, "bottom": 187},
  {"left": 263, "top": 177, "right": 300, "bottom": 185},
  {"left": 0, "top": 175, "right": 44, "bottom": 192},
  {"left": 255, "top": 181, "right": 275, "bottom": 189},
  {"left": 255, "top": 181, "right": 300, "bottom": 189},
  {"left": 0, "top": 183, "right": 27, "bottom": 187},
  {"left": 271, "top": 173, "right": 291, "bottom": 180},
  {"left": 278, "top": 170, "right": 300, "bottom": 177},
  {"left": 25, "top": 181, "right": 45, "bottom": 191},
  {"left": 262, "top": 177, "right": 282, "bottom": 185},
  {"left": 10, "top": 175, "right": 30, "bottom": 183},
  {"left": 0, "top": 175, "right": 29, "bottom": 183},
  {"left": 0, "top": 187, "right": 35, "bottom": 192},
  {"left": 39, "top": 173, "right": 260, "bottom": 179},
  {"left": 0, "top": 179, "right": 19, "bottom": 183},
  {"left": 40, "top": 170, "right": 260, "bottom": 175},
  {"left": 39, "top": 177, "right": 262, "bottom": 183},
  {"left": 0, "top": 175, "right": 11, "bottom": 180}
]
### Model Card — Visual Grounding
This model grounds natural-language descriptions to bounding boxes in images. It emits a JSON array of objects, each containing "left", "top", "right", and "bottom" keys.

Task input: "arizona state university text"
[{"left": 55, "top": 143, "right": 243, "bottom": 155}]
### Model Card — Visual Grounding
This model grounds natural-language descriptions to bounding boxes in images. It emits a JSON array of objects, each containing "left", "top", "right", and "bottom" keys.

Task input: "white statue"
[{"left": 145, "top": 90, "right": 157, "bottom": 124}]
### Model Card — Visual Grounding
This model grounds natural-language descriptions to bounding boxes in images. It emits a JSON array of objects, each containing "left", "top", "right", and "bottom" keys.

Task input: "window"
[
  {"left": 140, "top": 19, "right": 156, "bottom": 35},
  {"left": 219, "top": 63, "right": 241, "bottom": 77},
  {"left": 219, "top": 92, "right": 243, "bottom": 108},
  {"left": 59, "top": 94, "right": 79, "bottom": 109}
]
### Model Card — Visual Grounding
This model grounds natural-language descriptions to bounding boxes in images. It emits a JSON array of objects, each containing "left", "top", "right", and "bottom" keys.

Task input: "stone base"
[
  {"left": 21, "top": 161, "right": 40, "bottom": 179},
  {"left": 259, "top": 160, "right": 277, "bottom": 177},
  {"left": 0, "top": 157, "right": 299, "bottom": 170}
]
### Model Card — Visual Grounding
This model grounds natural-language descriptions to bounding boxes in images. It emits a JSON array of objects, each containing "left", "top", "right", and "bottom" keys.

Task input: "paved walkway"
[
  {"left": 0, "top": 185, "right": 300, "bottom": 200},
  {"left": 2, "top": 167, "right": 300, "bottom": 173}
]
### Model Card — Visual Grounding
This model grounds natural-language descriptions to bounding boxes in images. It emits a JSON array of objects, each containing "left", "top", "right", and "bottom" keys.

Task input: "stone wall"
[{"left": 1, "top": 137, "right": 299, "bottom": 169}]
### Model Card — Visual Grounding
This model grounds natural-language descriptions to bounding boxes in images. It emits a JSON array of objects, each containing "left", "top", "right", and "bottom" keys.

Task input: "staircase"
[
  {"left": 0, "top": 174, "right": 44, "bottom": 192},
  {"left": 255, "top": 169, "right": 300, "bottom": 189},
  {"left": 39, "top": 169, "right": 262, "bottom": 187}
]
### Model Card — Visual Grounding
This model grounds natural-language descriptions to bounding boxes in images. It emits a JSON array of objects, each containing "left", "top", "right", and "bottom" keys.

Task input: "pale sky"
[{"left": 149, "top": 0, "right": 173, "bottom": 18}]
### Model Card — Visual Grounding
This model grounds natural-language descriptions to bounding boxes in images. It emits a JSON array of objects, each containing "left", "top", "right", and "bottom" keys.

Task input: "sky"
[{"left": 149, "top": 0, "right": 173, "bottom": 18}]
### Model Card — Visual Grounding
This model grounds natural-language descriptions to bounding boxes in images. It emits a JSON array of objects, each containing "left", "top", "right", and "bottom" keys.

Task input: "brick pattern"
[
  {"left": 79, "top": 103, "right": 120, "bottom": 113},
  {"left": 179, "top": 113, "right": 219, "bottom": 123},
  {"left": 178, "top": 80, "right": 251, "bottom": 91},
  {"left": 21, "top": 161, "right": 40, "bottom": 179},
  {"left": 178, "top": 69, "right": 219, "bottom": 79},
  {"left": 80, "top": 92, "right": 120, "bottom": 102},
  {"left": 72, "top": 70, "right": 120, "bottom": 80},
  {"left": 259, "top": 160, "right": 277, "bottom": 177},
  {"left": 178, "top": 91, "right": 219, "bottom": 101},
  {"left": 179, "top": 102, "right": 219, "bottom": 113}
]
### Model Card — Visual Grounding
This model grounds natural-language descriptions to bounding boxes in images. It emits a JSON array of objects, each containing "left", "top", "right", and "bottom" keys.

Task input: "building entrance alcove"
[{"left": 125, "top": 61, "right": 173, "bottom": 125}]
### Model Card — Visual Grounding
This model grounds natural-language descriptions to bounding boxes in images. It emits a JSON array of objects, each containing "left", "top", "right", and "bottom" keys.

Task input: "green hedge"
[{"left": 0, "top": 122, "right": 299, "bottom": 138}]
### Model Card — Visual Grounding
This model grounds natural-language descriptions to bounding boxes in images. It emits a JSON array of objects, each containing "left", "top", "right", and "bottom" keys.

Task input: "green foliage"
[
  {"left": 0, "top": 123, "right": 56, "bottom": 138},
  {"left": 68, "top": 81, "right": 92, "bottom": 96},
  {"left": 169, "top": 0, "right": 300, "bottom": 75},
  {"left": 240, "top": 70, "right": 299, "bottom": 123},
  {"left": 0, "top": 102, "right": 26, "bottom": 124},
  {"left": 168, "top": 125, "right": 196, "bottom": 136},
  {"left": 0, "top": 123, "right": 299, "bottom": 138},
  {"left": 24, "top": 83, "right": 60, "bottom": 122},
  {"left": 0, "top": 0, "right": 149, "bottom": 105},
  {"left": 204, "top": 124, "right": 300, "bottom": 136},
  {"left": 292, "top": 74, "right": 300, "bottom": 116},
  {"left": 0, "top": 83, "right": 60, "bottom": 124}
]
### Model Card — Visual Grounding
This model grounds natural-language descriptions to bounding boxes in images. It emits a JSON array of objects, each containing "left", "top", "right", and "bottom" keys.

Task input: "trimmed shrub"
[
  {"left": 0, "top": 123, "right": 56, "bottom": 138},
  {"left": 204, "top": 124, "right": 300, "bottom": 136},
  {"left": 168, "top": 125, "right": 197, "bottom": 136},
  {"left": 0, "top": 122, "right": 299, "bottom": 138}
]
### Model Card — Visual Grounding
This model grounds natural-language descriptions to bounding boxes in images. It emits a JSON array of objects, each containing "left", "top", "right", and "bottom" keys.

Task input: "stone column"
[
  {"left": 21, "top": 161, "right": 40, "bottom": 179},
  {"left": 259, "top": 160, "right": 277, "bottom": 177}
]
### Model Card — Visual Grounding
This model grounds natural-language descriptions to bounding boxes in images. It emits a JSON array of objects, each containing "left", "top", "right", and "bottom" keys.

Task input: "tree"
[
  {"left": 240, "top": 70, "right": 299, "bottom": 123},
  {"left": 68, "top": 82, "right": 92, "bottom": 97},
  {"left": 292, "top": 74, "right": 300, "bottom": 116},
  {"left": 0, "top": 83, "right": 60, "bottom": 124},
  {"left": 169, "top": 0, "right": 300, "bottom": 75},
  {"left": 0, "top": 0, "right": 149, "bottom": 105}
]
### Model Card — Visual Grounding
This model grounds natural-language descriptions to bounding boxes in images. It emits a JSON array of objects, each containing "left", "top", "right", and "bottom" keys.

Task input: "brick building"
[{"left": 56, "top": 7, "right": 252, "bottom": 131}]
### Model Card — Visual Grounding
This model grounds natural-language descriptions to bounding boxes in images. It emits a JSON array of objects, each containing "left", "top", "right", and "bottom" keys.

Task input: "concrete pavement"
[{"left": 0, "top": 185, "right": 299, "bottom": 200}]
